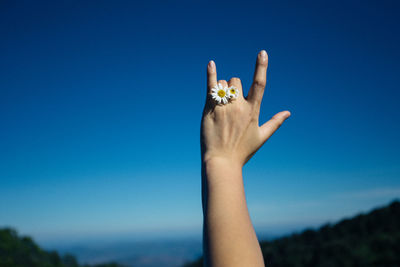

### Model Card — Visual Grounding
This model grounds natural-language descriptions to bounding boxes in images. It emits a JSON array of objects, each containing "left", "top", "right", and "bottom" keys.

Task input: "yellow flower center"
[
  {"left": 217, "top": 89, "right": 226, "bottom": 98},
  {"left": 230, "top": 89, "right": 236, "bottom": 94}
]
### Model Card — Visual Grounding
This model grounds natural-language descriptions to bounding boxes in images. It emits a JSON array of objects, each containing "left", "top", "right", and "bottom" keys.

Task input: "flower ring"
[{"left": 211, "top": 83, "right": 239, "bottom": 105}]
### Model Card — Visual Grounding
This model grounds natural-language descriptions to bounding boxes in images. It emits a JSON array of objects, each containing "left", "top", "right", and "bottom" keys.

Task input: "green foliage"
[
  {"left": 184, "top": 200, "right": 400, "bottom": 267},
  {"left": 84, "top": 264, "right": 124, "bottom": 267},
  {"left": 0, "top": 229, "right": 125, "bottom": 267}
]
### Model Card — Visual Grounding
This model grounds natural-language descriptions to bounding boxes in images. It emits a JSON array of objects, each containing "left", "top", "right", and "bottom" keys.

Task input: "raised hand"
[
  {"left": 201, "top": 50, "right": 291, "bottom": 167},
  {"left": 200, "top": 50, "right": 291, "bottom": 267}
]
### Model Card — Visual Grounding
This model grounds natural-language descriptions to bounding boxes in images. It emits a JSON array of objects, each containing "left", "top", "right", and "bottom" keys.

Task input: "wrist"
[
  {"left": 203, "top": 155, "right": 242, "bottom": 168},
  {"left": 202, "top": 156, "right": 243, "bottom": 179},
  {"left": 202, "top": 150, "right": 244, "bottom": 166}
]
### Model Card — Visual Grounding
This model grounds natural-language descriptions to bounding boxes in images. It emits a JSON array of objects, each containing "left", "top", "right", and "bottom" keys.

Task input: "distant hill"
[
  {"left": 2, "top": 200, "right": 399, "bottom": 267},
  {"left": 0, "top": 228, "right": 124, "bottom": 267},
  {"left": 184, "top": 200, "right": 400, "bottom": 267},
  {"left": 54, "top": 239, "right": 202, "bottom": 267}
]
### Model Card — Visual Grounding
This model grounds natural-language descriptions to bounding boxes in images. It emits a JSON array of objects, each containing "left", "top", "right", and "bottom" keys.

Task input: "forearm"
[{"left": 202, "top": 158, "right": 265, "bottom": 267}]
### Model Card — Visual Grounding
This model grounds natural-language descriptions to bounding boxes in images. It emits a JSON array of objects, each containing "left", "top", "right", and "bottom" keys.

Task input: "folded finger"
[
  {"left": 218, "top": 80, "right": 228, "bottom": 88},
  {"left": 228, "top": 77, "right": 243, "bottom": 99}
]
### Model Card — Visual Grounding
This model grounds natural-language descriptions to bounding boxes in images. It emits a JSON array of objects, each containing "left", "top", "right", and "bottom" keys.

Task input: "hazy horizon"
[{"left": 5, "top": 198, "right": 398, "bottom": 247}]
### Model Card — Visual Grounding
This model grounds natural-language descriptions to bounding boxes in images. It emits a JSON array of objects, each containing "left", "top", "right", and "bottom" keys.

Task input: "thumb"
[{"left": 260, "top": 111, "right": 291, "bottom": 142}]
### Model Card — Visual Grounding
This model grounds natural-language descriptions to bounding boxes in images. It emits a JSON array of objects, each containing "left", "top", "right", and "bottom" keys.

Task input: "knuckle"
[
  {"left": 214, "top": 106, "right": 225, "bottom": 117},
  {"left": 253, "top": 80, "right": 266, "bottom": 88},
  {"left": 233, "top": 104, "right": 244, "bottom": 113}
]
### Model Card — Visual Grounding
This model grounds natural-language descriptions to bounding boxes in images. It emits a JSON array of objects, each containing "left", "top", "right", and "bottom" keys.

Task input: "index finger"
[
  {"left": 247, "top": 50, "right": 268, "bottom": 105},
  {"left": 207, "top": 60, "right": 217, "bottom": 93}
]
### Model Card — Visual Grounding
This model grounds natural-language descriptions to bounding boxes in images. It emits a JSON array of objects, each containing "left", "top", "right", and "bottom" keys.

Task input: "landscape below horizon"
[{"left": 1, "top": 199, "right": 399, "bottom": 267}]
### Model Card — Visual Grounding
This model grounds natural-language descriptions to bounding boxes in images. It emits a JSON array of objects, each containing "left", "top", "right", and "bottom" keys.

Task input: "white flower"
[
  {"left": 227, "top": 86, "right": 239, "bottom": 99},
  {"left": 211, "top": 83, "right": 229, "bottom": 104}
]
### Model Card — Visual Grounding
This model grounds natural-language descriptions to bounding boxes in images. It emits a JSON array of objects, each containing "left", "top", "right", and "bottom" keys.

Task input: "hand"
[{"left": 201, "top": 50, "right": 291, "bottom": 167}]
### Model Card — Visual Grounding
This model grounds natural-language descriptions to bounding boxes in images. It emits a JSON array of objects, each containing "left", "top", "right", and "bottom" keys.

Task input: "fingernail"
[
  {"left": 208, "top": 60, "right": 215, "bottom": 69},
  {"left": 260, "top": 50, "right": 267, "bottom": 60}
]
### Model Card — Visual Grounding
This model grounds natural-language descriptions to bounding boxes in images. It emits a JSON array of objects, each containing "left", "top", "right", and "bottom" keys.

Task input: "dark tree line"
[
  {"left": 184, "top": 200, "right": 400, "bottom": 267},
  {"left": 0, "top": 228, "right": 124, "bottom": 267}
]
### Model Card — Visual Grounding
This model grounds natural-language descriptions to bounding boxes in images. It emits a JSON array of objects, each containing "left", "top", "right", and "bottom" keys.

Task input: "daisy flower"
[
  {"left": 211, "top": 83, "right": 229, "bottom": 104},
  {"left": 227, "top": 86, "right": 239, "bottom": 99}
]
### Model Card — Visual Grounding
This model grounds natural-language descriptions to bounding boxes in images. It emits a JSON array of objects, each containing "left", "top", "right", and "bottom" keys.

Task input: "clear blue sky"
[{"left": 1, "top": 1, "right": 399, "bottom": 244}]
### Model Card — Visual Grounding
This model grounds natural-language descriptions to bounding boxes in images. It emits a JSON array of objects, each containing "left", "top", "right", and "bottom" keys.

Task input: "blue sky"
[{"left": 1, "top": 0, "right": 399, "bottom": 244}]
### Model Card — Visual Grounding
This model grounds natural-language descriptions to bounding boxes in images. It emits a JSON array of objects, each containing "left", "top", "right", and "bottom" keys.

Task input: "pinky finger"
[{"left": 207, "top": 60, "right": 217, "bottom": 94}]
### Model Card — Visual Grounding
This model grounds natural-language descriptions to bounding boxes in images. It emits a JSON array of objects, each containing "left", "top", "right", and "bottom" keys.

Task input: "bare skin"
[{"left": 201, "top": 50, "right": 291, "bottom": 267}]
